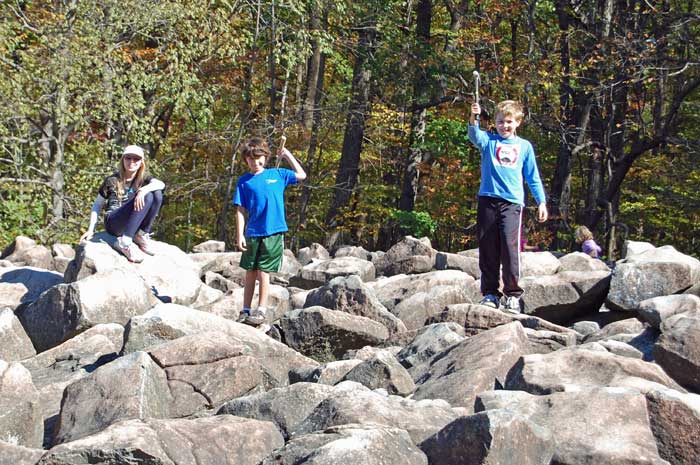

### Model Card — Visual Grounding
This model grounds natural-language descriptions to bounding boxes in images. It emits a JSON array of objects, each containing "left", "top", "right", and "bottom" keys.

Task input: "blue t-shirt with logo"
[
  {"left": 233, "top": 168, "right": 298, "bottom": 237},
  {"left": 468, "top": 124, "right": 546, "bottom": 206}
]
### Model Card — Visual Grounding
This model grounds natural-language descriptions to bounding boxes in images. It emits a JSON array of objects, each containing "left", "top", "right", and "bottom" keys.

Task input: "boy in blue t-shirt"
[
  {"left": 233, "top": 137, "right": 306, "bottom": 326},
  {"left": 468, "top": 100, "right": 548, "bottom": 314}
]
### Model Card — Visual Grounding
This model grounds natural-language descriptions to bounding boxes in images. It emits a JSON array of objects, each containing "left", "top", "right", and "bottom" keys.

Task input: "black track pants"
[{"left": 477, "top": 196, "right": 523, "bottom": 298}]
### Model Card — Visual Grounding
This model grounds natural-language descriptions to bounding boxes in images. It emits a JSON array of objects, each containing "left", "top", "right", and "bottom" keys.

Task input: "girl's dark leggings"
[
  {"left": 105, "top": 190, "right": 163, "bottom": 238},
  {"left": 477, "top": 195, "right": 523, "bottom": 298}
]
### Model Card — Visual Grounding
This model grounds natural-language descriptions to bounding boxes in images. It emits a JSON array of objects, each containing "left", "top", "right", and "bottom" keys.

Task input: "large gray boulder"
[
  {"left": 0, "top": 266, "right": 63, "bottom": 311},
  {"left": 341, "top": 351, "right": 416, "bottom": 396},
  {"left": 397, "top": 323, "right": 466, "bottom": 372},
  {"left": 298, "top": 243, "right": 331, "bottom": 265},
  {"left": 412, "top": 322, "right": 531, "bottom": 410},
  {"left": 41, "top": 416, "right": 284, "bottom": 465},
  {"left": 477, "top": 388, "right": 669, "bottom": 465},
  {"left": 20, "top": 324, "right": 124, "bottom": 441},
  {"left": 218, "top": 382, "right": 336, "bottom": 438},
  {"left": 434, "top": 251, "right": 480, "bottom": 279},
  {"left": 51, "top": 244, "right": 75, "bottom": 275},
  {"left": 653, "top": 310, "right": 700, "bottom": 391},
  {"left": 304, "top": 275, "right": 406, "bottom": 335},
  {"left": 607, "top": 245, "right": 700, "bottom": 311},
  {"left": 280, "top": 306, "right": 390, "bottom": 360},
  {"left": 294, "top": 381, "right": 463, "bottom": 444},
  {"left": 291, "top": 256, "right": 376, "bottom": 289},
  {"left": 65, "top": 233, "right": 203, "bottom": 305},
  {"left": 367, "top": 270, "right": 476, "bottom": 316},
  {"left": 644, "top": 387, "right": 700, "bottom": 465},
  {"left": 191, "top": 239, "right": 225, "bottom": 253},
  {"left": 0, "top": 308, "right": 35, "bottom": 361},
  {"left": 148, "top": 331, "right": 266, "bottom": 417},
  {"left": 430, "top": 303, "right": 580, "bottom": 338},
  {"left": 189, "top": 251, "right": 242, "bottom": 279},
  {"left": 262, "top": 423, "right": 428, "bottom": 465},
  {"left": 0, "top": 236, "right": 53, "bottom": 270},
  {"left": 638, "top": 294, "right": 700, "bottom": 329},
  {"left": 374, "top": 236, "right": 437, "bottom": 276},
  {"left": 289, "top": 359, "right": 363, "bottom": 385},
  {"left": 0, "top": 361, "right": 42, "bottom": 448},
  {"left": 388, "top": 284, "right": 472, "bottom": 332},
  {"left": 334, "top": 244, "right": 373, "bottom": 261},
  {"left": 18, "top": 268, "right": 158, "bottom": 352},
  {"left": 520, "top": 251, "right": 561, "bottom": 277},
  {"left": 506, "top": 347, "right": 684, "bottom": 394},
  {"left": 52, "top": 351, "right": 173, "bottom": 445},
  {"left": 559, "top": 251, "right": 610, "bottom": 272},
  {"left": 0, "top": 441, "right": 43, "bottom": 465},
  {"left": 584, "top": 318, "right": 658, "bottom": 360},
  {"left": 519, "top": 270, "right": 612, "bottom": 323},
  {"left": 419, "top": 409, "right": 554, "bottom": 465},
  {"left": 122, "top": 304, "right": 317, "bottom": 386}
]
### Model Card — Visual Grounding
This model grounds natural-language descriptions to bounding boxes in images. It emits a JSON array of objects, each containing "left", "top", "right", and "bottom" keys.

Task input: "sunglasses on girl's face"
[{"left": 124, "top": 156, "right": 142, "bottom": 162}]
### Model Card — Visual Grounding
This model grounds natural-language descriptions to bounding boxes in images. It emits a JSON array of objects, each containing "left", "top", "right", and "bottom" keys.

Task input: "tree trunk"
[
  {"left": 399, "top": 0, "right": 432, "bottom": 212},
  {"left": 216, "top": 0, "right": 262, "bottom": 245},
  {"left": 324, "top": 15, "right": 378, "bottom": 248},
  {"left": 302, "top": 1, "right": 323, "bottom": 130},
  {"left": 291, "top": 6, "right": 328, "bottom": 251}
]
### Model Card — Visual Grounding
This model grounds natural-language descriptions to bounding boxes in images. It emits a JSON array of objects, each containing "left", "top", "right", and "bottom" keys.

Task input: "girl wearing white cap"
[{"left": 80, "top": 145, "right": 165, "bottom": 263}]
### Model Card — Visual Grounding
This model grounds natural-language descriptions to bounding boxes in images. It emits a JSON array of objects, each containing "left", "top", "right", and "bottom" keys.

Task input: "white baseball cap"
[{"left": 122, "top": 145, "right": 145, "bottom": 158}]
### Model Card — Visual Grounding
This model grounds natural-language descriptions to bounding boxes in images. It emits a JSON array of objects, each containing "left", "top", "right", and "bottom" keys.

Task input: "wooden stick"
[{"left": 275, "top": 135, "right": 287, "bottom": 168}]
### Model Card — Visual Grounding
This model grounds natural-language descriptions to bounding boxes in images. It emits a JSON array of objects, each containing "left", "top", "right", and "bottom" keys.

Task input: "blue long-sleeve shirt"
[{"left": 468, "top": 124, "right": 546, "bottom": 206}]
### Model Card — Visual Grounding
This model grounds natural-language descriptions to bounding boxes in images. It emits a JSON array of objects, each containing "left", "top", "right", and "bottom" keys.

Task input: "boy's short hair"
[
  {"left": 241, "top": 137, "right": 271, "bottom": 160},
  {"left": 496, "top": 100, "right": 524, "bottom": 123}
]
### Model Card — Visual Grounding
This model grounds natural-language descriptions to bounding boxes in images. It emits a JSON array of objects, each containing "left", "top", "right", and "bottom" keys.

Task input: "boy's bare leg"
[
  {"left": 257, "top": 270, "right": 270, "bottom": 308},
  {"left": 244, "top": 270, "right": 257, "bottom": 309}
]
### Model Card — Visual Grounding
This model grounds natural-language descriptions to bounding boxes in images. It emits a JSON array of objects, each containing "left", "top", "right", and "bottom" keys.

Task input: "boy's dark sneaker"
[
  {"left": 479, "top": 294, "right": 500, "bottom": 309},
  {"left": 503, "top": 296, "right": 521, "bottom": 314},
  {"left": 238, "top": 308, "right": 251, "bottom": 323}
]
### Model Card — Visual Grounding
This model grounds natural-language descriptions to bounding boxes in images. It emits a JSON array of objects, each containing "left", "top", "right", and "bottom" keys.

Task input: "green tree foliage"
[{"left": 0, "top": 0, "right": 698, "bottom": 258}]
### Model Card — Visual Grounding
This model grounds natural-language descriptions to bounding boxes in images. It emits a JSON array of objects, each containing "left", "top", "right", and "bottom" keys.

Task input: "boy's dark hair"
[{"left": 241, "top": 137, "right": 271, "bottom": 159}]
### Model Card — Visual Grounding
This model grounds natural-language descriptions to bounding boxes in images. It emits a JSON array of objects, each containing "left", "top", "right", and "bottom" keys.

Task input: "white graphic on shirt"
[
  {"left": 495, "top": 142, "right": 520, "bottom": 168},
  {"left": 266, "top": 179, "right": 278, "bottom": 184}
]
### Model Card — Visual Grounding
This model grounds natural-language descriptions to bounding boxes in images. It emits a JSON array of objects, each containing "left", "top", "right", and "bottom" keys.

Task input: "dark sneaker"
[
  {"left": 503, "top": 296, "right": 521, "bottom": 314},
  {"left": 237, "top": 309, "right": 251, "bottom": 323},
  {"left": 134, "top": 233, "right": 156, "bottom": 255},
  {"left": 479, "top": 294, "right": 500, "bottom": 309},
  {"left": 114, "top": 240, "right": 145, "bottom": 263},
  {"left": 244, "top": 307, "right": 267, "bottom": 326}
]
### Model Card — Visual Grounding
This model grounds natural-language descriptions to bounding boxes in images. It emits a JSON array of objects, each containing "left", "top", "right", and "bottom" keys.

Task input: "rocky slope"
[{"left": 1, "top": 233, "right": 699, "bottom": 465}]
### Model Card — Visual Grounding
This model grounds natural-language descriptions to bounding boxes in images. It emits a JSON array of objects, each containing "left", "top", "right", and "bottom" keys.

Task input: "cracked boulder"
[
  {"left": 52, "top": 351, "right": 173, "bottom": 445},
  {"left": 148, "top": 331, "right": 265, "bottom": 417},
  {"left": 41, "top": 416, "right": 284, "bottom": 465}
]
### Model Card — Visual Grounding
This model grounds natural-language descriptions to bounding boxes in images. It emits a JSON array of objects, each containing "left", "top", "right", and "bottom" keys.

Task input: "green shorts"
[{"left": 240, "top": 234, "right": 284, "bottom": 272}]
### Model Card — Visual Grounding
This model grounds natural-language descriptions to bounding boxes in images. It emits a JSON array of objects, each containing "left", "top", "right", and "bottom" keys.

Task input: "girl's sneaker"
[
  {"left": 114, "top": 239, "right": 146, "bottom": 263},
  {"left": 134, "top": 233, "right": 156, "bottom": 255}
]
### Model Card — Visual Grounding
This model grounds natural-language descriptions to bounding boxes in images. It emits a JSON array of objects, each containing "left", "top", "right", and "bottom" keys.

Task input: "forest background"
[{"left": 1, "top": 0, "right": 699, "bottom": 259}]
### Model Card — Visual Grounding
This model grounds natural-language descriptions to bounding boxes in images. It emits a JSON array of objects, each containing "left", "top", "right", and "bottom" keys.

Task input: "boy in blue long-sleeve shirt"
[{"left": 468, "top": 100, "right": 548, "bottom": 313}]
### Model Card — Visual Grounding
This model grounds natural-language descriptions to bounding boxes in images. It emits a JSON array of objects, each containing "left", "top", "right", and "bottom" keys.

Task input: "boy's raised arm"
[{"left": 278, "top": 148, "right": 307, "bottom": 181}]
